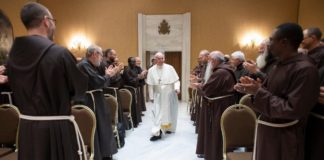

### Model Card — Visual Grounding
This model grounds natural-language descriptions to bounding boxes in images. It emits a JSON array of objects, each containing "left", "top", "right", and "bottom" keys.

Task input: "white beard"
[
  {"left": 204, "top": 61, "right": 212, "bottom": 84},
  {"left": 256, "top": 51, "right": 268, "bottom": 69}
]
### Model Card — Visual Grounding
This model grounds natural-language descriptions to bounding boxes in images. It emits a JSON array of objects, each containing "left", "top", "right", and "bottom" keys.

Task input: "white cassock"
[{"left": 146, "top": 63, "right": 180, "bottom": 136}]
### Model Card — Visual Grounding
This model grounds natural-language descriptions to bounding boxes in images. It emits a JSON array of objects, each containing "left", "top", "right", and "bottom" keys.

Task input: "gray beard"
[
  {"left": 204, "top": 62, "right": 212, "bottom": 84},
  {"left": 256, "top": 51, "right": 268, "bottom": 69}
]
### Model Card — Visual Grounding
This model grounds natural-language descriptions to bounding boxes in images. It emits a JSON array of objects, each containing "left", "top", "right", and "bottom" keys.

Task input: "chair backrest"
[
  {"left": 239, "top": 94, "right": 254, "bottom": 108},
  {"left": 72, "top": 105, "right": 96, "bottom": 160},
  {"left": 104, "top": 94, "right": 118, "bottom": 125},
  {"left": 221, "top": 104, "right": 256, "bottom": 152},
  {"left": 0, "top": 104, "right": 20, "bottom": 145},
  {"left": 103, "top": 87, "right": 118, "bottom": 97},
  {"left": 118, "top": 89, "right": 132, "bottom": 113}
]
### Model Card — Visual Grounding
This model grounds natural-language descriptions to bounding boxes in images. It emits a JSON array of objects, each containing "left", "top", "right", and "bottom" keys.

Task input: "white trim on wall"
[{"left": 138, "top": 13, "right": 191, "bottom": 101}]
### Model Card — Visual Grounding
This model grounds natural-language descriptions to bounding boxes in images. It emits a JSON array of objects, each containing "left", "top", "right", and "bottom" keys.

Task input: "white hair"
[
  {"left": 154, "top": 52, "right": 165, "bottom": 59},
  {"left": 209, "top": 51, "right": 225, "bottom": 62},
  {"left": 204, "top": 61, "right": 212, "bottom": 84},
  {"left": 86, "top": 44, "right": 102, "bottom": 58},
  {"left": 231, "top": 51, "right": 245, "bottom": 61}
]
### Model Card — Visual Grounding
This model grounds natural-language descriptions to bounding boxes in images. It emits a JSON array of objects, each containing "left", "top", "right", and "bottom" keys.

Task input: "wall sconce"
[
  {"left": 68, "top": 34, "right": 91, "bottom": 58},
  {"left": 240, "top": 31, "right": 264, "bottom": 49}
]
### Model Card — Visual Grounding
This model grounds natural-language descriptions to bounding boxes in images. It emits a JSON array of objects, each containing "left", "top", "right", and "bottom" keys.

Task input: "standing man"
[
  {"left": 190, "top": 50, "right": 209, "bottom": 134},
  {"left": 77, "top": 45, "right": 118, "bottom": 160},
  {"left": 135, "top": 56, "right": 147, "bottom": 112},
  {"left": 191, "top": 51, "right": 236, "bottom": 160},
  {"left": 146, "top": 52, "right": 180, "bottom": 141},
  {"left": 234, "top": 23, "right": 319, "bottom": 160},
  {"left": 301, "top": 27, "right": 324, "bottom": 160},
  {"left": 123, "top": 57, "right": 142, "bottom": 127},
  {"left": 7, "top": 2, "right": 88, "bottom": 160},
  {"left": 102, "top": 48, "right": 124, "bottom": 88},
  {"left": 230, "top": 51, "right": 248, "bottom": 81}
]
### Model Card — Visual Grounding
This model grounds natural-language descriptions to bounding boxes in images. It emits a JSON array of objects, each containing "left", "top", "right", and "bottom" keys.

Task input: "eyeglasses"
[{"left": 46, "top": 17, "right": 57, "bottom": 24}]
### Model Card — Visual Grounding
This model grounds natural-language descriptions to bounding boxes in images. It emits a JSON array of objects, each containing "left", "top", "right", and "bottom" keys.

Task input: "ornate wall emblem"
[{"left": 158, "top": 19, "right": 170, "bottom": 35}]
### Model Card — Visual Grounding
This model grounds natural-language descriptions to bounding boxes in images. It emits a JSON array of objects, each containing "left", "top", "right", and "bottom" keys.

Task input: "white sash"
[
  {"left": 86, "top": 89, "right": 103, "bottom": 111},
  {"left": 310, "top": 112, "right": 324, "bottom": 120},
  {"left": 253, "top": 116, "right": 299, "bottom": 160},
  {"left": 20, "top": 114, "right": 87, "bottom": 160},
  {"left": 204, "top": 94, "right": 234, "bottom": 101},
  {"left": 1, "top": 92, "right": 13, "bottom": 104}
]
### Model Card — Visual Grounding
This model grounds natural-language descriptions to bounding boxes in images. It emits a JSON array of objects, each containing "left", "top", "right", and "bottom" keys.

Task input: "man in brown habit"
[
  {"left": 190, "top": 50, "right": 209, "bottom": 127},
  {"left": 301, "top": 27, "right": 324, "bottom": 160},
  {"left": 191, "top": 51, "right": 236, "bottom": 160},
  {"left": 7, "top": 2, "right": 88, "bottom": 160},
  {"left": 78, "top": 45, "right": 118, "bottom": 160},
  {"left": 234, "top": 23, "right": 319, "bottom": 160}
]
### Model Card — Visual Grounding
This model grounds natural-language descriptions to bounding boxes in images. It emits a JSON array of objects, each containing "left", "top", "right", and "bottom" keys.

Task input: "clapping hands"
[{"left": 234, "top": 76, "right": 262, "bottom": 95}]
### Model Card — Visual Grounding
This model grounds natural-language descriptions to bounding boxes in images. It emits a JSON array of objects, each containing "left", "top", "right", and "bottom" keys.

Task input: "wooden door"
[{"left": 165, "top": 51, "right": 182, "bottom": 100}]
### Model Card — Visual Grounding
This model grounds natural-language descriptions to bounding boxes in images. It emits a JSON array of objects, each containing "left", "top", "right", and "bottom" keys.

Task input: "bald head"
[
  {"left": 199, "top": 50, "right": 209, "bottom": 56},
  {"left": 198, "top": 50, "right": 209, "bottom": 63}
]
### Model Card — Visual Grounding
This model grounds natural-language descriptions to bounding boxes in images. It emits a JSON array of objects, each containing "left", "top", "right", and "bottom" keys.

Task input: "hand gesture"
[
  {"left": 190, "top": 74, "right": 199, "bottom": 83},
  {"left": 243, "top": 60, "right": 259, "bottom": 74},
  {"left": 105, "top": 65, "right": 116, "bottom": 77},
  {"left": 190, "top": 82, "right": 202, "bottom": 89},
  {"left": 0, "top": 65, "right": 6, "bottom": 75},
  {"left": 114, "top": 63, "right": 123, "bottom": 72},
  {"left": 0, "top": 75, "right": 8, "bottom": 84},
  {"left": 319, "top": 86, "right": 324, "bottom": 105},
  {"left": 234, "top": 76, "right": 262, "bottom": 95}
]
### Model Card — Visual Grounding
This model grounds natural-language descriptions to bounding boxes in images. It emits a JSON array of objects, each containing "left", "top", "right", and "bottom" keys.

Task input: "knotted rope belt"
[
  {"left": 204, "top": 94, "right": 234, "bottom": 102},
  {"left": 204, "top": 94, "right": 234, "bottom": 129},
  {"left": 86, "top": 89, "right": 103, "bottom": 111},
  {"left": 19, "top": 114, "right": 87, "bottom": 160},
  {"left": 252, "top": 116, "right": 299, "bottom": 160},
  {"left": 1, "top": 92, "right": 13, "bottom": 104},
  {"left": 310, "top": 112, "right": 324, "bottom": 120}
]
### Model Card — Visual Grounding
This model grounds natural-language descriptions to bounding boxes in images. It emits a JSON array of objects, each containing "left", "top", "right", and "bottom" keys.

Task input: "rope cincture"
[
  {"left": 204, "top": 94, "right": 234, "bottom": 101},
  {"left": 86, "top": 89, "right": 103, "bottom": 111},
  {"left": 252, "top": 116, "right": 299, "bottom": 160},
  {"left": 20, "top": 114, "right": 88, "bottom": 160},
  {"left": 310, "top": 112, "right": 324, "bottom": 120}
]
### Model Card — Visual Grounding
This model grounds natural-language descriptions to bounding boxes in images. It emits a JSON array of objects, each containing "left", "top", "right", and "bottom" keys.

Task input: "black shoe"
[
  {"left": 150, "top": 130, "right": 162, "bottom": 141},
  {"left": 197, "top": 154, "right": 204, "bottom": 158},
  {"left": 103, "top": 156, "right": 113, "bottom": 160},
  {"left": 165, "top": 131, "right": 173, "bottom": 134},
  {"left": 150, "top": 135, "right": 161, "bottom": 141}
]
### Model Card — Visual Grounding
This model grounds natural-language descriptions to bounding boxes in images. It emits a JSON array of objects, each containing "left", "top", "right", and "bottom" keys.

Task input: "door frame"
[{"left": 138, "top": 13, "right": 191, "bottom": 101}]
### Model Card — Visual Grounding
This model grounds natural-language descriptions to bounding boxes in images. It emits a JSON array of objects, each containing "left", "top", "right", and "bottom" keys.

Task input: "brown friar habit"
[
  {"left": 77, "top": 59, "right": 117, "bottom": 160},
  {"left": 7, "top": 35, "right": 88, "bottom": 160},
  {"left": 305, "top": 45, "right": 324, "bottom": 160},
  {"left": 194, "top": 62, "right": 207, "bottom": 134},
  {"left": 190, "top": 63, "right": 207, "bottom": 135},
  {"left": 135, "top": 65, "right": 147, "bottom": 111},
  {"left": 122, "top": 66, "right": 142, "bottom": 127},
  {"left": 252, "top": 54, "right": 319, "bottom": 160},
  {"left": 195, "top": 63, "right": 236, "bottom": 160}
]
